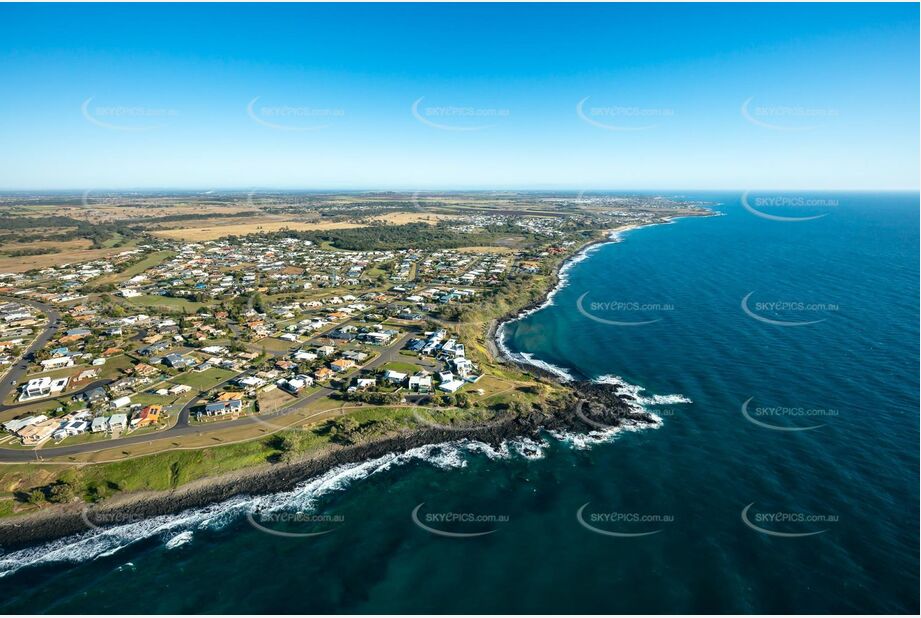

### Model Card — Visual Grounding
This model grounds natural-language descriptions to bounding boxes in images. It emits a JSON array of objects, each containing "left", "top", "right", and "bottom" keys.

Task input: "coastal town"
[{"left": 0, "top": 191, "right": 710, "bottom": 515}]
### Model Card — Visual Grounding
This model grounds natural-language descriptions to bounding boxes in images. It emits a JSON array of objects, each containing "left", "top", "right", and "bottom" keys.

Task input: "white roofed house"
[
  {"left": 49, "top": 377, "right": 69, "bottom": 394},
  {"left": 19, "top": 377, "right": 52, "bottom": 402},
  {"left": 235, "top": 375, "right": 266, "bottom": 389},
  {"left": 111, "top": 396, "right": 132, "bottom": 409},
  {"left": 4, "top": 415, "right": 48, "bottom": 435},
  {"left": 438, "top": 379, "right": 465, "bottom": 393},
  {"left": 408, "top": 374, "right": 432, "bottom": 393},
  {"left": 40, "top": 356, "right": 74, "bottom": 371},
  {"left": 437, "top": 370, "right": 465, "bottom": 393},
  {"left": 108, "top": 414, "right": 128, "bottom": 432},
  {"left": 18, "top": 418, "right": 60, "bottom": 445},
  {"left": 91, "top": 416, "right": 109, "bottom": 433},
  {"left": 451, "top": 357, "right": 475, "bottom": 377},
  {"left": 293, "top": 350, "right": 318, "bottom": 362},
  {"left": 383, "top": 370, "right": 407, "bottom": 385}
]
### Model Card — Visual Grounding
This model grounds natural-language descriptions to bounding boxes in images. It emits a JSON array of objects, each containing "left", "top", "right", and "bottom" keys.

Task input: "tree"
[
  {"left": 330, "top": 417, "right": 361, "bottom": 444},
  {"left": 47, "top": 482, "right": 76, "bottom": 504}
]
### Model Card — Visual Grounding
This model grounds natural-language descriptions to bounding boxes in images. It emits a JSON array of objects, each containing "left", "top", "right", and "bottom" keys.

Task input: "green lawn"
[
  {"left": 125, "top": 294, "right": 208, "bottom": 312},
  {"left": 170, "top": 367, "right": 237, "bottom": 391},
  {"left": 0, "top": 401, "right": 500, "bottom": 515},
  {"left": 93, "top": 250, "right": 175, "bottom": 285},
  {"left": 379, "top": 360, "right": 421, "bottom": 375}
]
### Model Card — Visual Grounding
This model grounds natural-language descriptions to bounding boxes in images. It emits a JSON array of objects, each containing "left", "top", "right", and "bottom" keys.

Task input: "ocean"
[{"left": 0, "top": 192, "right": 917, "bottom": 613}]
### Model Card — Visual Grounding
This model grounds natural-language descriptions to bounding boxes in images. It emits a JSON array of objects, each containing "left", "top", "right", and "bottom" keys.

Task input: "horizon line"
[{"left": 0, "top": 187, "right": 918, "bottom": 194}]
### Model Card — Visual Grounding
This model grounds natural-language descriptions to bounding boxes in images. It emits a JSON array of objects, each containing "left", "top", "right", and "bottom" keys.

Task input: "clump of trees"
[{"left": 327, "top": 416, "right": 399, "bottom": 445}]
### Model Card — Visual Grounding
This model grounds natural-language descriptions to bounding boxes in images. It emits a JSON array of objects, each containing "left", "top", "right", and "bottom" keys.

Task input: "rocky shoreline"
[
  {"left": 488, "top": 224, "right": 639, "bottom": 380},
  {"left": 0, "top": 223, "right": 674, "bottom": 551},
  {"left": 0, "top": 383, "right": 650, "bottom": 550}
]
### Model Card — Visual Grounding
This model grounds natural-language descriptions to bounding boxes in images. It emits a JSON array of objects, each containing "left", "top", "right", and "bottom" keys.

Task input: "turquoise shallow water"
[{"left": 0, "top": 192, "right": 917, "bottom": 613}]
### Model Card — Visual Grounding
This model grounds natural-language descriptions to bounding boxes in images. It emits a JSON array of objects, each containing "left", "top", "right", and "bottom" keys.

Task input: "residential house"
[
  {"left": 19, "top": 418, "right": 59, "bottom": 445},
  {"left": 330, "top": 358, "right": 355, "bottom": 373},
  {"left": 19, "top": 377, "right": 52, "bottom": 401},
  {"left": 313, "top": 367, "right": 334, "bottom": 382},
  {"left": 383, "top": 370, "right": 407, "bottom": 385},
  {"left": 40, "top": 356, "right": 74, "bottom": 371},
  {"left": 108, "top": 413, "right": 128, "bottom": 431},
  {"left": 132, "top": 405, "right": 161, "bottom": 428}
]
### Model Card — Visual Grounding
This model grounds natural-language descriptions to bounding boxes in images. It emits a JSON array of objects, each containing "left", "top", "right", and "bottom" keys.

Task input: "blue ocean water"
[{"left": 0, "top": 192, "right": 917, "bottom": 613}]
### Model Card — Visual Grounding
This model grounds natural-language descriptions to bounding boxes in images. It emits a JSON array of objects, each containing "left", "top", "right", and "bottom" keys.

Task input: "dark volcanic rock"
[{"left": 0, "top": 380, "right": 655, "bottom": 550}]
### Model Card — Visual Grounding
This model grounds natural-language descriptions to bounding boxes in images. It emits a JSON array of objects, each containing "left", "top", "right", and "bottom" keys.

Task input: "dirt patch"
[{"left": 150, "top": 213, "right": 458, "bottom": 241}]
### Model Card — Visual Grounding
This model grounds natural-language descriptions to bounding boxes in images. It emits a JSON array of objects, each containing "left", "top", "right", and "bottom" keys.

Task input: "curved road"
[
  {"left": 0, "top": 296, "right": 61, "bottom": 409},
  {"left": 1, "top": 384, "right": 339, "bottom": 463},
  {"left": 0, "top": 331, "right": 425, "bottom": 462}
]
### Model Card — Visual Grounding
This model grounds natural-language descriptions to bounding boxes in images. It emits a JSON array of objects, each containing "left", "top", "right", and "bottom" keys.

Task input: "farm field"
[{"left": 150, "top": 212, "right": 456, "bottom": 241}]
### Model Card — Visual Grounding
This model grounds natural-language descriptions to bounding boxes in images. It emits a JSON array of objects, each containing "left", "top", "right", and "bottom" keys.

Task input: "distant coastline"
[
  {"left": 0, "top": 211, "right": 714, "bottom": 555},
  {"left": 490, "top": 214, "right": 715, "bottom": 381}
]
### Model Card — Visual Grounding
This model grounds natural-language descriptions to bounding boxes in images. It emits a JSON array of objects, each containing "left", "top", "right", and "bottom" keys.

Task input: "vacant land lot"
[
  {"left": 171, "top": 367, "right": 237, "bottom": 391},
  {"left": 92, "top": 250, "right": 175, "bottom": 285},
  {"left": 151, "top": 213, "right": 456, "bottom": 241},
  {"left": 124, "top": 294, "right": 209, "bottom": 312},
  {"left": 0, "top": 240, "right": 135, "bottom": 273},
  {"left": 455, "top": 245, "right": 517, "bottom": 254}
]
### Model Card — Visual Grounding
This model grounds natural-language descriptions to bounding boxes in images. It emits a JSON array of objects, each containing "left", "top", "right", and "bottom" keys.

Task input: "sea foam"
[
  {"left": 0, "top": 225, "right": 689, "bottom": 578},
  {"left": 0, "top": 438, "right": 551, "bottom": 577}
]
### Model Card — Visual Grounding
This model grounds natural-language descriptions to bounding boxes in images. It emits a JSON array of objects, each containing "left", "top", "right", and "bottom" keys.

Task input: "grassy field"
[
  {"left": 124, "top": 294, "right": 209, "bottom": 312},
  {"left": 379, "top": 360, "right": 421, "bottom": 375},
  {"left": 171, "top": 367, "right": 237, "bottom": 391},
  {"left": 455, "top": 246, "right": 517, "bottom": 254},
  {"left": 150, "top": 212, "right": 456, "bottom": 241},
  {"left": 250, "top": 337, "right": 296, "bottom": 355},
  {"left": 0, "top": 240, "right": 138, "bottom": 273},
  {"left": 92, "top": 250, "right": 175, "bottom": 285},
  {"left": 0, "top": 402, "right": 442, "bottom": 517}
]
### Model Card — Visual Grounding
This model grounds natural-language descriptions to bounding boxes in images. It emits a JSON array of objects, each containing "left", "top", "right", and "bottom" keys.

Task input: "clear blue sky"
[{"left": 0, "top": 3, "right": 917, "bottom": 190}]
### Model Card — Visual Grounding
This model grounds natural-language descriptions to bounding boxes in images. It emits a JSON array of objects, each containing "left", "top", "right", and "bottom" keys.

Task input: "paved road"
[
  {"left": 0, "top": 381, "right": 341, "bottom": 462},
  {"left": 174, "top": 372, "right": 247, "bottom": 428},
  {"left": 363, "top": 331, "right": 437, "bottom": 371},
  {"left": 0, "top": 327, "right": 425, "bottom": 463},
  {"left": 0, "top": 378, "right": 113, "bottom": 415},
  {"left": 0, "top": 296, "right": 61, "bottom": 408}
]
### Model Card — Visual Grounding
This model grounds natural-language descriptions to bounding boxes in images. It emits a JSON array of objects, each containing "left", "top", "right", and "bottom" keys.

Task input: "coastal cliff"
[{"left": 0, "top": 225, "right": 675, "bottom": 550}]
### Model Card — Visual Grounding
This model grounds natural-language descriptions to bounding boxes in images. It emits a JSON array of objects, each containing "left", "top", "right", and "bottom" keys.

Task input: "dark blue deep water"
[{"left": 0, "top": 192, "right": 917, "bottom": 613}]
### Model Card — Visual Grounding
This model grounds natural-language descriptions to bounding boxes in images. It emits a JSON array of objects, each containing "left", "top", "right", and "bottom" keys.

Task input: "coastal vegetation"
[{"left": 0, "top": 190, "right": 711, "bottom": 536}]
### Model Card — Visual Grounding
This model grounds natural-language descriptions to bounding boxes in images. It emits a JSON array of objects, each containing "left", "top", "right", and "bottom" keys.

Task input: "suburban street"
[
  {"left": 0, "top": 295, "right": 61, "bottom": 408},
  {"left": 0, "top": 328, "right": 430, "bottom": 463}
]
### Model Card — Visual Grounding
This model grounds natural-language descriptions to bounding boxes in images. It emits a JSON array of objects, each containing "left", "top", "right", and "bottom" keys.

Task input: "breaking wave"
[
  {"left": 494, "top": 226, "right": 640, "bottom": 382},
  {"left": 0, "top": 224, "right": 694, "bottom": 579},
  {"left": 0, "top": 437, "right": 553, "bottom": 578},
  {"left": 548, "top": 414, "right": 663, "bottom": 450},
  {"left": 594, "top": 374, "right": 692, "bottom": 409}
]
